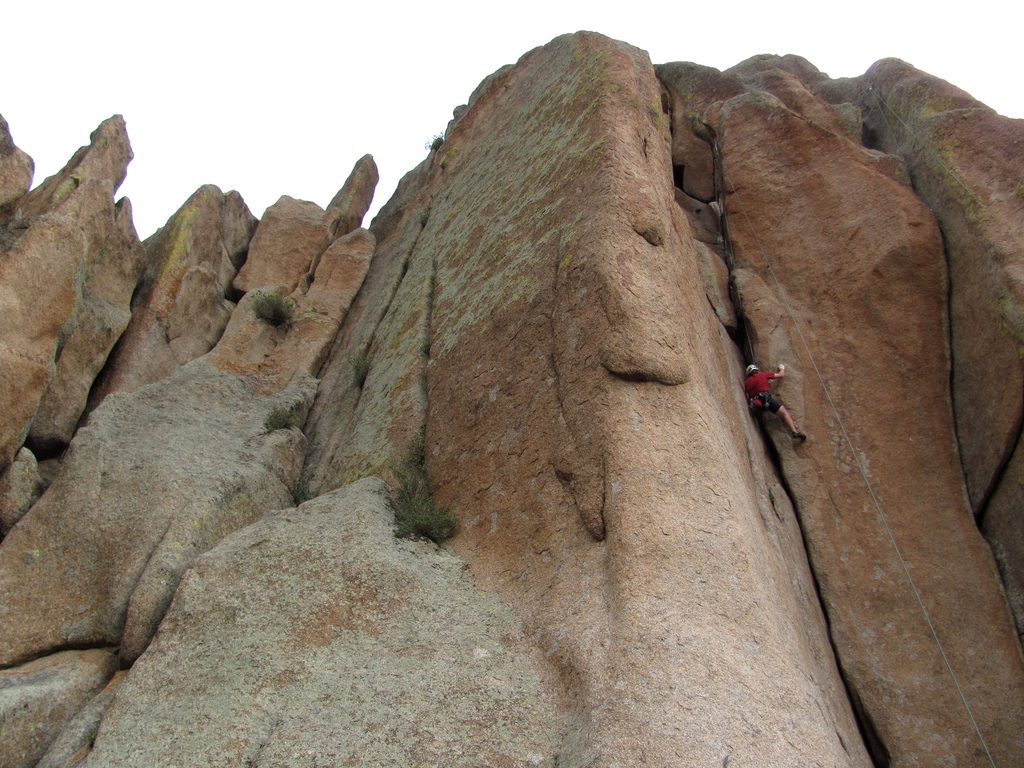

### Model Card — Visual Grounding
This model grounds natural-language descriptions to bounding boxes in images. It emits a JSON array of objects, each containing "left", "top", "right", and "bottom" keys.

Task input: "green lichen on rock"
[{"left": 50, "top": 175, "right": 80, "bottom": 206}]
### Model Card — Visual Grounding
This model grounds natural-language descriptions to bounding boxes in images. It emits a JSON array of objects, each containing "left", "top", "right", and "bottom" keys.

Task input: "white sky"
[{"left": 6, "top": 1, "right": 1021, "bottom": 239}]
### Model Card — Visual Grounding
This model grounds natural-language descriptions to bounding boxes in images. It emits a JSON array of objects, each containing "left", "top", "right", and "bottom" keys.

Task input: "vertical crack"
[{"left": 709, "top": 121, "right": 888, "bottom": 768}]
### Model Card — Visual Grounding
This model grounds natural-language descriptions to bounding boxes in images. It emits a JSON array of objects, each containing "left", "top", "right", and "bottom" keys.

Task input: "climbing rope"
[{"left": 720, "top": 150, "right": 999, "bottom": 767}]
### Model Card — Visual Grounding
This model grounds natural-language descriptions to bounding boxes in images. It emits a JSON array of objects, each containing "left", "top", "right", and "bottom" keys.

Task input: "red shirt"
[{"left": 744, "top": 371, "right": 779, "bottom": 398}]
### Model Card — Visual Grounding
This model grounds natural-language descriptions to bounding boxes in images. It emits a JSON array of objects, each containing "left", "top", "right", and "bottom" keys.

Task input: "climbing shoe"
[{"left": 792, "top": 431, "right": 807, "bottom": 442}]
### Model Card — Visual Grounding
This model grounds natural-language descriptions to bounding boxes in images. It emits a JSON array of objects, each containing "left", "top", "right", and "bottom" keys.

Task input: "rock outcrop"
[
  {"left": 663, "top": 52, "right": 1024, "bottom": 766},
  {"left": 1, "top": 33, "right": 1023, "bottom": 768},
  {"left": 307, "top": 33, "right": 871, "bottom": 767},
  {"left": 78, "top": 479, "right": 563, "bottom": 767},
  {"left": 87, "top": 184, "right": 257, "bottom": 403},
  {"left": 0, "top": 650, "right": 117, "bottom": 768},
  {"left": 830, "top": 59, "right": 1024, "bottom": 642},
  {"left": 0, "top": 114, "right": 33, "bottom": 214},
  {"left": 0, "top": 448, "right": 44, "bottom": 536},
  {"left": 0, "top": 115, "right": 146, "bottom": 466}
]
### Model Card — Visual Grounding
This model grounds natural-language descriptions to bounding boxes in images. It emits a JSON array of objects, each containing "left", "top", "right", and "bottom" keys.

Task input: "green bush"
[
  {"left": 352, "top": 351, "right": 370, "bottom": 388},
  {"left": 252, "top": 290, "right": 294, "bottom": 327},
  {"left": 264, "top": 400, "right": 304, "bottom": 433},
  {"left": 425, "top": 133, "right": 444, "bottom": 151},
  {"left": 390, "top": 427, "right": 456, "bottom": 543}
]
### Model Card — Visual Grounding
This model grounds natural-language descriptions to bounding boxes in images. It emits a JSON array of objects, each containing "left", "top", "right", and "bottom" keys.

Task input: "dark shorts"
[{"left": 751, "top": 392, "right": 781, "bottom": 414}]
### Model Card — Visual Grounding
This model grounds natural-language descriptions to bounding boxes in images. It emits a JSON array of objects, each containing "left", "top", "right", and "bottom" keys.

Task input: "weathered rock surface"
[
  {"left": 88, "top": 184, "right": 257, "bottom": 403},
  {"left": 324, "top": 153, "right": 379, "bottom": 238},
  {"left": 0, "top": 184, "right": 370, "bottom": 670},
  {"left": 36, "top": 674, "right": 123, "bottom": 768},
  {"left": 0, "top": 650, "right": 117, "bottom": 768},
  {"left": 28, "top": 197, "right": 147, "bottom": 451},
  {"left": 77, "top": 479, "right": 563, "bottom": 767},
  {"left": 839, "top": 59, "right": 1024, "bottom": 642},
  {"left": 303, "top": 33, "right": 871, "bottom": 767},
  {"left": 0, "top": 359, "right": 310, "bottom": 668},
  {"left": 18, "top": 116, "right": 132, "bottom": 222},
  {"left": 2, "top": 32, "right": 1023, "bottom": 768},
  {"left": 0, "top": 115, "right": 147, "bottom": 459},
  {"left": 232, "top": 155, "right": 379, "bottom": 300},
  {"left": 676, "top": 54, "right": 1024, "bottom": 765},
  {"left": 302, "top": 156, "right": 435, "bottom": 494},
  {"left": 0, "top": 212, "right": 87, "bottom": 471},
  {"left": 232, "top": 195, "right": 329, "bottom": 295},
  {"left": 0, "top": 114, "right": 33, "bottom": 214},
  {"left": 0, "top": 447, "right": 45, "bottom": 536}
]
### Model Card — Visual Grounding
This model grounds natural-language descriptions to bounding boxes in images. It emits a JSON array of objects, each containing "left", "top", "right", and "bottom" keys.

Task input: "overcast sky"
[{"left": 6, "top": 1, "right": 1021, "bottom": 239}]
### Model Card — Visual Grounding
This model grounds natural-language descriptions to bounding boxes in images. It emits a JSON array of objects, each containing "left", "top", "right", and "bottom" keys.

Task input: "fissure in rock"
[{"left": 701, "top": 124, "right": 889, "bottom": 768}]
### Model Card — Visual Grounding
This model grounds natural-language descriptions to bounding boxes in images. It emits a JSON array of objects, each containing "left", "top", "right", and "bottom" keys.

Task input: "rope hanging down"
[{"left": 720, "top": 156, "right": 998, "bottom": 768}]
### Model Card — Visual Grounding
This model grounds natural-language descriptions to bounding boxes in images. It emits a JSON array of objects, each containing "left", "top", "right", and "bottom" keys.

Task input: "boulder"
[
  {"left": 715, "top": 71, "right": 1024, "bottom": 765},
  {"left": 0, "top": 114, "right": 33, "bottom": 215},
  {"left": 0, "top": 650, "right": 117, "bottom": 768},
  {"left": 87, "top": 185, "right": 257, "bottom": 403},
  {"left": 0, "top": 447, "right": 45, "bottom": 536},
  {"left": 37, "top": 674, "right": 123, "bottom": 768},
  {"left": 324, "top": 153, "right": 379, "bottom": 238},
  {"left": 76, "top": 479, "right": 564, "bottom": 768},
  {"left": 231, "top": 195, "right": 330, "bottom": 295},
  {"left": 0, "top": 213, "right": 87, "bottom": 471},
  {"left": 28, "top": 197, "right": 147, "bottom": 450},
  {"left": 232, "top": 152, "right": 379, "bottom": 302}
]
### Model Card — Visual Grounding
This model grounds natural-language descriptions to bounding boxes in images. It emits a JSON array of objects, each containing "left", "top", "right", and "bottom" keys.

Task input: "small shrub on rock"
[
  {"left": 263, "top": 400, "right": 304, "bottom": 433},
  {"left": 252, "top": 291, "right": 294, "bottom": 327},
  {"left": 390, "top": 427, "right": 456, "bottom": 543}
]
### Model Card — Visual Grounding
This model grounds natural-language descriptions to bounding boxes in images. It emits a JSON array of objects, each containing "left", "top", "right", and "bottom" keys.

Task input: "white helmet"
[{"left": 745, "top": 364, "right": 759, "bottom": 376}]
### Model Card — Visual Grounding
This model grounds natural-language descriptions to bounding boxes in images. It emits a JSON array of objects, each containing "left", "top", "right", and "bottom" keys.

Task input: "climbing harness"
[{"left": 720, "top": 144, "right": 999, "bottom": 767}]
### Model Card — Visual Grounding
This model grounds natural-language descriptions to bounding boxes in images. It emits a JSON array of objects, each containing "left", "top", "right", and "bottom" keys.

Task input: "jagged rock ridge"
[{"left": 1, "top": 31, "right": 1022, "bottom": 768}]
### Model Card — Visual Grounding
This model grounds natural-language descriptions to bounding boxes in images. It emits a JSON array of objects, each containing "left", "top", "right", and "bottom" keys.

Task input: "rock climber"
[{"left": 744, "top": 363, "right": 806, "bottom": 442}]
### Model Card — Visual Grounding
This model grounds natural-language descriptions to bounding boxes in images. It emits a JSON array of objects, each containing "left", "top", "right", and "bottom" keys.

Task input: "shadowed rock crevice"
[
  {"left": 301, "top": 156, "right": 434, "bottom": 497},
  {"left": 971, "top": 391, "right": 1024, "bottom": 527},
  {"left": 710, "top": 119, "right": 889, "bottom": 766}
]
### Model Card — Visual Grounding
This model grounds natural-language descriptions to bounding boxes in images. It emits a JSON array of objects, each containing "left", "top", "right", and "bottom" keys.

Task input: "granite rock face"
[
  {"left": 305, "top": 33, "right": 870, "bottom": 767},
  {"left": 663, "top": 52, "right": 1024, "bottom": 766},
  {"left": 0, "top": 189, "right": 369, "bottom": 669},
  {"left": 0, "top": 447, "right": 45, "bottom": 536},
  {"left": 232, "top": 156, "right": 379, "bottom": 298},
  {"left": 832, "top": 59, "right": 1024, "bottom": 643},
  {"left": 0, "top": 114, "right": 33, "bottom": 213},
  {"left": 0, "top": 212, "right": 87, "bottom": 470},
  {"left": 87, "top": 184, "right": 257, "bottom": 404},
  {"left": 79, "top": 479, "right": 564, "bottom": 768},
  {"left": 0, "top": 650, "right": 118, "bottom": 768},
  {"left": 2, "top": 32, "right": 1023, "bottom": 768},
  {"left": 0, "top": 115, "right": 146, "bottom": 464}
]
